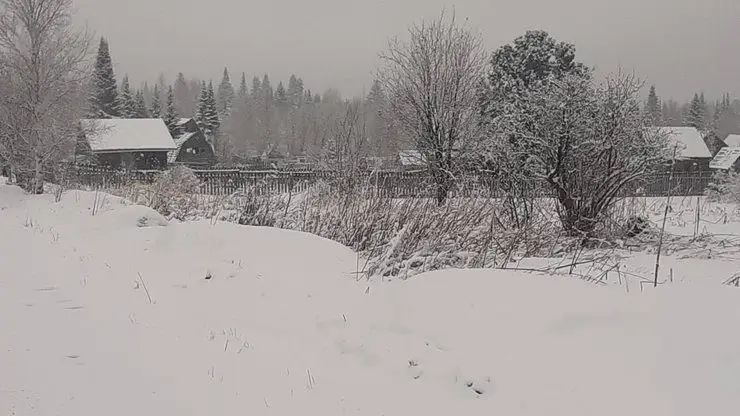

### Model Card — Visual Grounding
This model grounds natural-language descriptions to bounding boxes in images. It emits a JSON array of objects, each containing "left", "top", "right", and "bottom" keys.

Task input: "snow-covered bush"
[
  {"left": 118, "top": 166, "right": 203, "bottom": 221},
  {"left": 706, "top": 171, "right": 740, "bottom": 204}
]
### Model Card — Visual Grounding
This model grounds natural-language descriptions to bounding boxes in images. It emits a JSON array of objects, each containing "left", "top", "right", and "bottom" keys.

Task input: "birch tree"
[
  {"left": 0, "top": 0, "right": 92, "bottom": 193},
  {"left": 378, "top": 10, "right": 486, "bottom": 205}
]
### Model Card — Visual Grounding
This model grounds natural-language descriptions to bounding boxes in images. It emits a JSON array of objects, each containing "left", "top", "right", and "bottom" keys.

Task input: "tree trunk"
[{"left": 31, "top": 155, "right": 44, "bottom": 194}]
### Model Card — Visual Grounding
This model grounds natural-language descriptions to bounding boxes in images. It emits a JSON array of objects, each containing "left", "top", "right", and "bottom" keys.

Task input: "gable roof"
[
  {"left": 725, "top": 134, "right": 740, "bottom": 148},
  {"left": 177, "top": 118, "right": 191, "bottom": 126},
  {"left": 655, "top": 127, "right": 712, "bottom": 159},
  {"left": 167, "top": 132, "right": 198, "bottom": 163},
  {"left": 80, "top": 119, "right": 176, "bottom": 153}
]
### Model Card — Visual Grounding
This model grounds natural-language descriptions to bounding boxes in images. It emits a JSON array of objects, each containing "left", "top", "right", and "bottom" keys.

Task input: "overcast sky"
[{"left": 73, "top": 0, "right": 740, "bottom": 102}]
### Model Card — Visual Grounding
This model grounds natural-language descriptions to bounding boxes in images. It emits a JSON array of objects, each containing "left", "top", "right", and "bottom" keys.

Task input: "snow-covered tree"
[
  {"left": 287, "top": 74, "right": 304, "bottom": 108},
  {"left": 238, "top": 72, "right": 248, "bottom": 101},
  {"left": 275, "top": 81, "right": 288, "bottom": 108},
  {"left": 485, "top": 71, "right": 668, "bottom": 237},
  {"left": 217, "top": 67, "right": 234, "bottom": 116},
  {"left": 150, "top": 84, "right": 162, "bottom": 118},
  {"left": 164, "top": 86, "right": 180, "bottom": 137},
  {"left": 686, "top": 93, "right": 708, "bottom": 130},
  {"left": 118, "top": 75, "right": 137, "bottom": 118},
  {"left": 645, "top": 85, "right": 662, "bottom": 126},
  {"left": 251, "top": 76, "right": 261, "bottom": 101},
  {"left": 480, "top": 30, "right": 589, "bottom": 122},
  {"left": 379, "top": 10, "right": 486, "bottom": 204},
  {"left": 134, "top": 90, "right": 149, "bottom": 118},
  {"left": 0, "top": 0, "right": 92, "bottom": 193},
  {"left": 206, "top": 81, "right": 220, "bottom": 134},
  {"left": 89, "top": 37, "right": 120, "bottom": 117}
]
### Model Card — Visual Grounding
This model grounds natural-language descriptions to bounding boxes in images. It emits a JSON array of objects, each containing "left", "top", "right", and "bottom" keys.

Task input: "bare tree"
[
  {"left": 378, "top": 10, "right": 486, "bottom": 205},
  {"left": 0, "top": 0, "right": 91, "bottom": 193}
]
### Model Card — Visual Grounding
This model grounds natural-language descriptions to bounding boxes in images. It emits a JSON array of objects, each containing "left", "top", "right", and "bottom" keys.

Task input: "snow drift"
[{"left": 1, "top": 182, "right": 740, "bottom": 415}]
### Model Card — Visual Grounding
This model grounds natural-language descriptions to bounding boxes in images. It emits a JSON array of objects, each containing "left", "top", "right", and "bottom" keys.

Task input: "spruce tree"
[
  {"left": 118, "top": 75, "right": 137, "bottom": 118},
  {"left": 194, "top": 80, "right": 208, "bottom": 126},
  {"left": 251, "top": 76, "right": 262, "bottom": 101},
  {"left": 164, "top": 86, "right": 180, "bottom": 137},
  {"left": 238, "top": 72, "right": 248, "bottom": 100},
  {"left": 686, "top": 93, "right": 705, "bottom": 130},
  {"left": 217, "top": 67, "right": 235, "bottom": 116},
  {"left": 150, "top": 84, "right": 162, "bottom": 118},
  {"left": 134, "top": 90, "right": 149, "bottom": 118},
  {"left": 261, "top": 74, "right": 273, "bottom": 102},
  {"left": 173, "top": 72, "right": 190, "bottom": 115},
  {"left": 275, "top": 81, "right": 288, "bottom": 108},
  {"left": 90, "top": 37, "right": 120, "bottom": 117},
  {"left": 645, "top": 85, "right": 661, "bottom": 126},
  {"left": 205, "top": 81, "right": 220, "bottom": 134},
  {"left": 287, "top": 75, "right": 304, "bottom": 108}
]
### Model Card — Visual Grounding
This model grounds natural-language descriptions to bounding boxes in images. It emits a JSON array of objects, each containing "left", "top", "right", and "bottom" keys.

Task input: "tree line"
[
  {"left": 644, "top": 85, "right": 739, "bottom": 134},
  {"left": 87, "top": 39, "right": 404, "bottom": 165}
]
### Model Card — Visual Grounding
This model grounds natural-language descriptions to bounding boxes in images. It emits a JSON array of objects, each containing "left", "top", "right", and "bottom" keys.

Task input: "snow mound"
[{"left": 1, "top": 183, "right": 740, "bottom": 415}]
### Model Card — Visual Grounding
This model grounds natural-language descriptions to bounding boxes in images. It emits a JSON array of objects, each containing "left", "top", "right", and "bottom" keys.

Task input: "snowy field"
[{"left": 2, "top": 178, "right": 740, "bottom": 415}]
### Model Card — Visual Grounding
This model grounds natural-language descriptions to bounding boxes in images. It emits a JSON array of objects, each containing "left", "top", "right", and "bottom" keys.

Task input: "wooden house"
[
  {"left": 78, "top": 119, "right": 177, "bottom": 170},
  {"left": 168, "top": 118, "right": 216, "bottom": 168},
  {"left": 722, "top": 134, "right": 740, "bottom": 171},
  {"left": 656, "top": 127, "right": 715, "bottom": 174}
]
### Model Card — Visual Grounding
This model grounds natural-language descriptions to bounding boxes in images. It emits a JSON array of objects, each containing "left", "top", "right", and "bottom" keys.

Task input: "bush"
[{"left": 706, "top": 171, "right": 740, "bottom": 204}]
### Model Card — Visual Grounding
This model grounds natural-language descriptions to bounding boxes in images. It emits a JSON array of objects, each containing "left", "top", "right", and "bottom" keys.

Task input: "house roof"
[
  {"left": 80, "top": 119, "right": 176, "bottom": 153},
  {"left": 177, "top": 118, "right": 192, "bottom": 126},
  {"left": 398, "top": 150, "right": 426, "bottom": 166},
  {"left": 167, "top": 132, "right": 197, "bottom": 163},
  {"left": 655, "top": 127, "right": 712, "bottom": 160},
  {"left": 725, "top": 134, "right": 740, "bottom": 148}
]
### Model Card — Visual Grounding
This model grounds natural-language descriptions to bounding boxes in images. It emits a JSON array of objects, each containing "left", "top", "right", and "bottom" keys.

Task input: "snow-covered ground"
[{"left": 2, "top": 181, "right": 740, "bottom": 415}]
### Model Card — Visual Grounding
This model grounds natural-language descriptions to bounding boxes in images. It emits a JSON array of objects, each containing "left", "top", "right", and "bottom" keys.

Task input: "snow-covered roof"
[
  {"left": 80, "top": 119, "right": 176, "bottom": 153},
  {"left": 177, "top": 118, "right": 192, "bottom": 126},
  {"left": 725, "top": 134, "right": 740, "bottom": 148},
  {"left": 655, "top": 127, "right": 711, "bottom": 160},
  {"left": 398, "top": 150, "right": 426, "bottom": 166}
]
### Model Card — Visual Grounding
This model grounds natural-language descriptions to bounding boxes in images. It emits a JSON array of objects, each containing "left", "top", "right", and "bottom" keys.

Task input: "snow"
[
  {"left": 80, "top": 118, "right": 177, "bottom": 153},
  {"left": 725, "top": 134, "right": 740, "bottom": 148},
  {"left": 656, "top": 126, "right": 712, "bottom": 159},
  {"left": 2, "top": 183, "right": 740, "bottom": 415},
  {"left": 177, "top": 117, "right": 192, "bottom": 126},
  {"left": 398, "top": 150, "right": 426, "bottom": 166}
]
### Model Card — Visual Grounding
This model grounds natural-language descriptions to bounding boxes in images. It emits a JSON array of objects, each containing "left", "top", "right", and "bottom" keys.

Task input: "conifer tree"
[
  {"left": 217, "top": 67, "right": 235, "bottom": 116},
  {"left": 261, "top": 74, "right": 273, "bottom": 102},
  {"left": 206, "top": 81, "right": 220, "bottom": 134},
  {"left": 287, "top": 75, "right": 304, "bottom": 108},
  {"left": 134, "top": 90, "right": 149, "bottom": 118},
  {"left": 686, "top": 93, "right": 707, "bottom": 130},
  {"left": 90, "top": 37, "right": 120, "bottom": 117},
  {"left": 275, "top": 81, "right": 288, "bottom": 108},
  {"left": 164, "top": 86, "right": 180, "bottom": 137},
  {"left": 251, "top": 76, "right": 262, "bottom": 101},
  {"left": 645, "top": 85, "right": 661, "bottom": 126},
  {"left": 173, "top": 72, "right": 190, "bottom": 115},
  {"left": 118, "top": 75, "right": 137, "bottom": 118},
  {"left": 194, "top": 80, "right": 208, "bottom": 126},
  {"left": 150, "top": 84, "right": 162, "bottom": 118},
  {"left": 238, "top": 72, "right": 248, "bottom": 100}
]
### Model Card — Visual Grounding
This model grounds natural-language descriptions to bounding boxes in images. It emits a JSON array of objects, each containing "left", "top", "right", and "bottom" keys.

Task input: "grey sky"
[{"left": 74, "top": 0, "right": 740, "bottom": 102}]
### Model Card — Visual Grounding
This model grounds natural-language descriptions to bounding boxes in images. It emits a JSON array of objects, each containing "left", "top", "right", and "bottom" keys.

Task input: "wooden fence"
[{"left": 59, "top": 164, "right": 715, "bottom": 199}]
